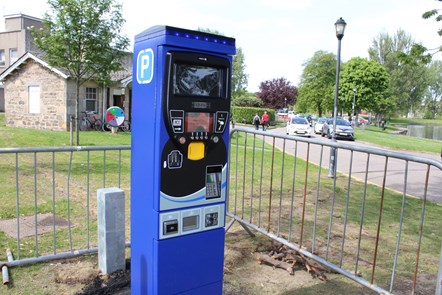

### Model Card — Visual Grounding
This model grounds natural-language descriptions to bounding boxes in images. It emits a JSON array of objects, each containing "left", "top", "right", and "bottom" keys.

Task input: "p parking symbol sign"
[{"left": 137, "top": 48, "right": 154, "bottom": 84}]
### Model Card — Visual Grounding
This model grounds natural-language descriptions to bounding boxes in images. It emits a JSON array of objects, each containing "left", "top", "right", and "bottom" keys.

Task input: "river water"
[{"left": 406, "top": 125, "right": 442, "bottom": 141}]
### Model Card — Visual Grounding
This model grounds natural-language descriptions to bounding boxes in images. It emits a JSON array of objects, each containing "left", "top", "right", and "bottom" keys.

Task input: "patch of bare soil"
[
  {"left": 222, "top": 223, "right": 373, "bottom": 295},
  {"left": 393, "top": 273, "right": 437, "bottom": 295},
  {"left": 78, "top": 267, "right": 130, "bottom": 295},
  {"left": 4, "top": 222, "right": 421, "bottom": 294}
]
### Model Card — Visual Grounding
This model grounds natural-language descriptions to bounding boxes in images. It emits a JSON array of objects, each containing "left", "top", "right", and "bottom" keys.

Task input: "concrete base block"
[{"left": 97, "top": 188, "right": 125, "bottom": 274}]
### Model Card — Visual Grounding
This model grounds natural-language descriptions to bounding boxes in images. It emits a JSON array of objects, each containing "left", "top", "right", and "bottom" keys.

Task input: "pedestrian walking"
[
  {"left": 253, "top": 113, "right": 261, "bottom": 130},
  {"left": 261, "top": 111, "right": 269, "bottom": 131}
]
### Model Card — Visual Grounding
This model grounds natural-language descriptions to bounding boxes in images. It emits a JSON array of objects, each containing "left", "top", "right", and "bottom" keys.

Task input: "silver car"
[
  {"left": 321, "top": 118, "right": 354, "bottom": 140},
  {"left": 314, "top": 117, "right": 326, "bottom": 134}
]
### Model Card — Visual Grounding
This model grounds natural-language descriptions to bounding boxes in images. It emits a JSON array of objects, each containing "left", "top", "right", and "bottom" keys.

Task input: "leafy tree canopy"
[
  {"left": 340, "top": 57, "right": 391, "bottom": 115},
  {"left": 198, "top": 28, "right": 248, "bottom": 99},
  {"left": 297, "top": 51, "right": 336, "bottom": 117},
  {"left": 33, "top": 0, "right": 130, "bottom": 84},
  {"left": 231, "top": 47, "right": 249, "bottom": 98},
  {"left": 257, "top": 77, "right": 297, "bottom": 109},
  {"left": 369, "top": 30, "right": 428, "bottom": 116},
  {"left": 400, "top": 8, "right": 442, "bottom": 64},
  {"left": 424, "top": 60, "right": 442, "bottom": 119},
  {"left": 32, "top": 0, "right": 130, "bottom": 145}
]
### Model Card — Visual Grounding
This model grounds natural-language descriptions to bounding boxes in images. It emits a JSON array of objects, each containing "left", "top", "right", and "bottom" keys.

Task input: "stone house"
[
  {"left": 0, "top": 14, "right": 44, "bottom": 112},
  {"left": 0, "top": 51, "right": 132, "bottom": 131}
]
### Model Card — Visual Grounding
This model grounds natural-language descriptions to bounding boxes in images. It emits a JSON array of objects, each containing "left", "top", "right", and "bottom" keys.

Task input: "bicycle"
[
  {"left": 102, "top": 120, "right": 131, "bottom": 132},
  {"left": 80, "top": 111, "right": 103, "bottom": 131}
]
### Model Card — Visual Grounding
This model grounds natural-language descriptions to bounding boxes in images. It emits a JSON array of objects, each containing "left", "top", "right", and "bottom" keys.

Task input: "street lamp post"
[
  {"left": 328, "top": 17, "right": 347, "bottom": 178},
  {"left": 284, "top": 97, "right": 287, "bottom": 110}
]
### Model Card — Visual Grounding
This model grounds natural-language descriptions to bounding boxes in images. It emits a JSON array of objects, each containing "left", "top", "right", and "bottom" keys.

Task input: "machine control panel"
[
  {"left": 215, "top": 111, "right": 228, "bottom": 133},
  {"left": 159, "top": 204, "right": 225, "bottom": 240},
  {"left": 168, "top": 110, "right": 230, "bottom": 160},
  {"left": 162, "top": 51, "right": 231, "bottom": 161},
  {"left": 170, "top": 110, "right": 185, "bottom": 133}
]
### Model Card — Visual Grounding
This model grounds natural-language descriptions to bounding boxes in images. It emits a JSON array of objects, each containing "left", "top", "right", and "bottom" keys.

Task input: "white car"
[
  {"left": 286, "top": 117, "right": 311, "bottom": 137},
  {"left": 314, "top": 117, "right": 327, "bottom": 134}
]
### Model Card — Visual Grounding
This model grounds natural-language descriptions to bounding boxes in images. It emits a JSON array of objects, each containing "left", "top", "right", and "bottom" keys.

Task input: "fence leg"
[
  {"left": 225, "top": 218, "right": 236, "bottom": 233},
  {"left": 238, "top": 220, "right": 255, "bottom": 237},
  {"left": 97, "top": 188, "right": 126, "bottom": 275},
  {"left": 225, "top": 216, "right": 255, "bottom": 237}
]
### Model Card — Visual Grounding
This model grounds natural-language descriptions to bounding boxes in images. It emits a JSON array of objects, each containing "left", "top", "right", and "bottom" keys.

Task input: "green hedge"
[{"left": 231, "top": 106, "right": 275, "bottom": 125}]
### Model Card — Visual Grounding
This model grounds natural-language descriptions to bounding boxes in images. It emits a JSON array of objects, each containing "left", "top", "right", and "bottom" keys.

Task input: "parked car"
[
  {"left": 357, "top": 117, "right": 368, "bottom": 125},
  {"left": 347, "top": 116, "right": 368, "bottom": 125},
  {"left": 286, "top": 117, "right": 311, "bottom": 137},
  {"left": 321, "top": 118, "right": 354, "bottom": 140},
  {"left": 314, "top": 117, "right": 327, "bottom": 134},
  {"left": 296, "top": 114, "right": 313, "bottom": 126},
  {"left": 287, "top": 111, "right": 297, "bottom": 118}
]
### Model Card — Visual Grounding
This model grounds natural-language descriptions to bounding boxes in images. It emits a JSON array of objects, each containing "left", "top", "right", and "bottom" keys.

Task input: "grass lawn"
[
  {"left": 355, "top": 124, "right": 442, "bottom": 154},
  {"left": 0, "top": 113, "right": 131, "bottom": 267},
  {"left": 229, "top": 132, "right": 442, "bottom": 293},
  {"left": 0, "top": 114, "right": 131, "bottom": 147},
  {"left": 0, "top": 114, "right": 441, "bottom": 293}
]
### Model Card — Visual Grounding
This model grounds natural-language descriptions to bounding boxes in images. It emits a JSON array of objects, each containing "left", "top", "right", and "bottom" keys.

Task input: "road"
[{"left": 248, "top": 126, "right": 442, "bottom": 204}]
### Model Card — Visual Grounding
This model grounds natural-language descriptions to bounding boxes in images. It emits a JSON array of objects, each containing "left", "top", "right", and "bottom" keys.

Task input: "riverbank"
[{"left": 354, "top": 124, "right": 442, "bottom": 154}]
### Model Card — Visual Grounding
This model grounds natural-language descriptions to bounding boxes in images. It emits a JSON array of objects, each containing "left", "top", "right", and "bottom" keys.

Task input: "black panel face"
[
  {"left": 160, "top": 51, "right": 231, "bottom": 198},
  {"left": 162, "top": 51, "right": 231, "bottom": 159},
  {"left": 160, "top": 138, "right": 227, "bottom": 197}
]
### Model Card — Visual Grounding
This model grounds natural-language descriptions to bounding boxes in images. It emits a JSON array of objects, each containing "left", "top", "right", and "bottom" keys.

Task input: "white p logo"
[{"left": 137, "top": 48, "right": 154, "bottom": 84}]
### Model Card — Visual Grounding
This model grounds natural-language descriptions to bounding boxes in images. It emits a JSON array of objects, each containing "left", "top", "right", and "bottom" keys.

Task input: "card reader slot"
[{"left": 163, "top": 219, "right": 179, "bottom": 235}]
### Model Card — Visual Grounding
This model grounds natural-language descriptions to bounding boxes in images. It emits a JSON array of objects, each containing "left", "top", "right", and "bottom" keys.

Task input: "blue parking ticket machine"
[{"left": 131, "top": 26, "right": 235, "bottom": 294}]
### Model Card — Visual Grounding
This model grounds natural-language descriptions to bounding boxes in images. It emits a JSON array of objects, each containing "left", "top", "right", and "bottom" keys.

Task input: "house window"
[
  {"left": 10, "top": 48, "right": 18, "bottom": 65},
  {"left": 85, "top": 87, "right": 97, "bottom": 112},
  {"left": 0, "top": 50, "right": 5, "bottom": 66},
  {"left": 29, "top": 86, "right": 41, "bottom": 114}
]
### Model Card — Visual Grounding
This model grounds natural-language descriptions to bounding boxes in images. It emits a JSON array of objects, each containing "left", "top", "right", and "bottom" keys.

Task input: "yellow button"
[{"left": 188, "top": 142, "right": 205, "bottom": 160}]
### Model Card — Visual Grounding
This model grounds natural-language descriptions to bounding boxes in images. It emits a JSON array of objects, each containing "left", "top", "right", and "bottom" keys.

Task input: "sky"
[{"left": 1, "top": 0, "right": 441, "bottom": 92}]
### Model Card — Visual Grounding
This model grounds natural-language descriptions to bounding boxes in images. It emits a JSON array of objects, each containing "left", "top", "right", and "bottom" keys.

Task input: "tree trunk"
[{"left": 76, "top": 79, "right": 80, "bottom": 146}]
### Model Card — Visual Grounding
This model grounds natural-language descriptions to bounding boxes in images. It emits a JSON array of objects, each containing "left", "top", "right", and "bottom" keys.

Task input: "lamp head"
[{"left": 335, "top": 17, "right": 347, "bottom": 40}]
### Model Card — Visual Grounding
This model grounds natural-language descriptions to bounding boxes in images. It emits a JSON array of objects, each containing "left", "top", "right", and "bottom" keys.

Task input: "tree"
[
  {"left": 231, "top": 47, "right": 249, "bottom": 99},
  {"left": 198, "top": 28, "right": 248, "bottom": 99},
  {"left": 369, "top": 30, "right": 428, "bottom": 117},
  {"left": 297, "top": 51, "right": 336, "bottom": 117},
  {"left": 257, "top": 77, "right": 297, "bottom": 109},
  {"left": 33, "top": 0, "right": 129, "bottom": 145},
  {"left": 425, "top": 60, "right": 442, "bottom": 119},
  {"left": 402, "top": 7, "right": 442, "bottom": 63},
  {"left": 231, "top": 96, "right": 263, "bottom": 107},
  {"left": 339, "top": 57, "right": 391, "bottom": 118}
]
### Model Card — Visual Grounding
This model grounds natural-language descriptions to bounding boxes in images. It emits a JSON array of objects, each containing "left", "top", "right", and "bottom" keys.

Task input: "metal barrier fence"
[
  {"left": 0, "top": 145, "right": 131, "bottom": 269},
  {"left": 1, "top": 131, "right": 442, "bottom": 294},
  {"left": 227, "top": 127, "right": 442, "bottom": 295}
]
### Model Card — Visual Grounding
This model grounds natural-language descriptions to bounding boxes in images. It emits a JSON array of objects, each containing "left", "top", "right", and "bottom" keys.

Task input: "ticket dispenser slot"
[{"left": 131, "top": 25, "right": 235, "bottom": 295}]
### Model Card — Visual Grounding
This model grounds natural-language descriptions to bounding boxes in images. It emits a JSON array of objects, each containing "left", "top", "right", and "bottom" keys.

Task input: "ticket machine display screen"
[
  {"left": 173, "top": 63, "right": 225, "bottom": 98},
  {"left": 185, "top": 112, "right": 213, "bottom": 132}
]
